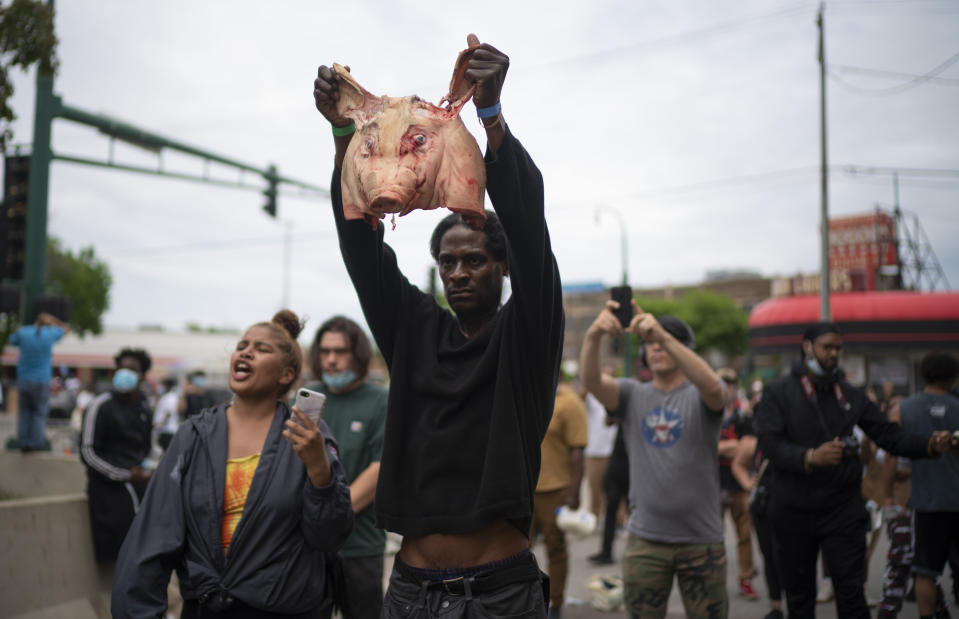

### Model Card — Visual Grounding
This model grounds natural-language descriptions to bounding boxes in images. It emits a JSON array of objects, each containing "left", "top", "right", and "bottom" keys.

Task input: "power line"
[
  {"left": 827, "top": 50, "right": 959, "bottom": 95},
  {"left": 530, "top": 2, "right": 816, "bottom": 69},
  {"left": 828, "top": 62, "right": 959, "bottom": 86},
  {"left": 827, "top": 0, "right": 959, "bottom": 15},
  {"left": 551, "top": 164, "right": 959, "bottom": 208}
]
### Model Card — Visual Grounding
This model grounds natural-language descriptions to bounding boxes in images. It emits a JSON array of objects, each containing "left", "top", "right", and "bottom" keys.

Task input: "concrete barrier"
[
  {"left": 0, "top": 494, "right": 107, "bottom": 619},
  {"left": 0, "top": 451, "right": 86, "bottom": 500}
]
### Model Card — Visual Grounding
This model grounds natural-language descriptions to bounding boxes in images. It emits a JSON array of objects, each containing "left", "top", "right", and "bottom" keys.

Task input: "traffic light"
[
  {"left": 0, "top": 285, "right": 19, "bottom": 313},
  {"left": 1, "top": 155, "right": 29, "bottom": 280},
  {"left": 262, "top": 164, "right": 278, "bottom": 218}
]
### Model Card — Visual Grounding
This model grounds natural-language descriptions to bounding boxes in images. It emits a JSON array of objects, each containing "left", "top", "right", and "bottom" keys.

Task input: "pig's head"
[{"left": 333, "top": 50, "right": 486, "bottom": 230}]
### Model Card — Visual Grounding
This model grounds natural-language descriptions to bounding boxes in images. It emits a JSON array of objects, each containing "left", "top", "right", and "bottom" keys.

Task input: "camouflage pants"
[{"left": 622, "top": 534, "right": 728, "bottom": 619}]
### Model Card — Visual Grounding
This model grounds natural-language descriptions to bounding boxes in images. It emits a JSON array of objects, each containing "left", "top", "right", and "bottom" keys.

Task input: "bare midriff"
[{"left": 398, "top": 519, "right": 529, "bottom": 569}]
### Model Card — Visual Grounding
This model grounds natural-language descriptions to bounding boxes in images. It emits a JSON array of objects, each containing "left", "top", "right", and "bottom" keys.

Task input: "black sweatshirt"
[
  {"left": 331, "top": 127, "right": 564, "bottom": 537},
  {"left": 755, "top": 360, "right": 930, "bottom": 514}
]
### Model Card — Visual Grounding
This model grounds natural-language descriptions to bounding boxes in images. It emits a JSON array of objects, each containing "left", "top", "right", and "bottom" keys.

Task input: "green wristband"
[{"left": 331, "top": 122, "right": 355, "bottom": 137}]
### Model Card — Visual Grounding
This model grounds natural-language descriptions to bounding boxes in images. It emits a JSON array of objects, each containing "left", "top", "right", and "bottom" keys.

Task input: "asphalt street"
[{"left": 531, "top": 514, "right": 900, "bottom": 619}]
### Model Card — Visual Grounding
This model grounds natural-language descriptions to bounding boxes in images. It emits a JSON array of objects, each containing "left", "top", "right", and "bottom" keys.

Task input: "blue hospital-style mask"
[
  {"left": 322, "top": 370, "right": 356, "bottom": 391},
  {"left": 113, "top": 368, "right": 139, "bottom": 393}
]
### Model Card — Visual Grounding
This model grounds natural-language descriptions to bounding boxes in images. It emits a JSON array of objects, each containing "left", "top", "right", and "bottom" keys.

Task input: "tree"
[
  {"left": 46, "top": 237, "right": 111, "bottom": 337},
  {"left": 634, "top": 289, "right": 749, "bottom": 358},
  {"left": 0, "top": 0, "right": 58, "bottom": 151}
]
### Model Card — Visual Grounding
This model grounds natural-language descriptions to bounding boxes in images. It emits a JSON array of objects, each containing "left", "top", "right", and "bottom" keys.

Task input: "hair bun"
[{"left": 272, "top": 309, "right": 304, "bottom": 341}]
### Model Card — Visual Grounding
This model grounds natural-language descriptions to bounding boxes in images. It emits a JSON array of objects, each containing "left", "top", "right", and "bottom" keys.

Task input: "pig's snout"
[
  {"left": 364, "top": 164, "right": 423, "bottom": 214},
  {"left": 370, "top": 194, "right": 405, "bottom": 214}
]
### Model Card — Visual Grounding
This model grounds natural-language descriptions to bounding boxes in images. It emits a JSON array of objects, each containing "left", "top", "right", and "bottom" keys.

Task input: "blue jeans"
[{"left": 17, "top": 380, "right": 50, "bottom": 449}]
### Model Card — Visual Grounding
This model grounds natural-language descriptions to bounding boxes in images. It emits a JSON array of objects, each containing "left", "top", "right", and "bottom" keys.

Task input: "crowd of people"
[{"left": 3, "top": 34, "right": 958, "bottom": 619}]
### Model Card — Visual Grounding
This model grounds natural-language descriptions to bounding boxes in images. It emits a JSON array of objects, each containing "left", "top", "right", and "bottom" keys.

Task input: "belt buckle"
[{"left": 441, "top": 575, "right": 465, "bottom": 595}]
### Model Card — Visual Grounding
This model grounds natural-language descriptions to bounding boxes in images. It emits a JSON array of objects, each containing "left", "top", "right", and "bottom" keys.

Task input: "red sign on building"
[{"left": 828, "top": 211, "right": 899, "bottom": 292}]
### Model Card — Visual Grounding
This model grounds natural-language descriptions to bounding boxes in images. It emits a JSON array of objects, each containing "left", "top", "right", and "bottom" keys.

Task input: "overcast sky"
[{"left": 6, "top": 0, "right": 959, "bottom": 337}]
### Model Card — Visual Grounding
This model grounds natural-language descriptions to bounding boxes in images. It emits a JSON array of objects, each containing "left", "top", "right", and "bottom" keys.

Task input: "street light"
[{"left": 595, "top": 205, "right": 632, "bottom": 376}]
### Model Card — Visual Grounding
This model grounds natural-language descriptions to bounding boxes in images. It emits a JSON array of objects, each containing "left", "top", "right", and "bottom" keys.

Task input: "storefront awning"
[{"left": 748, "top": 291, "right": 959, "bottom": 352}]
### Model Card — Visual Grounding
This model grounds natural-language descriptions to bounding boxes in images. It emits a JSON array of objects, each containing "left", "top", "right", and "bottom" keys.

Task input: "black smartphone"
[{"left": 610, "top": 285, "right": 633, "bottom": 328}]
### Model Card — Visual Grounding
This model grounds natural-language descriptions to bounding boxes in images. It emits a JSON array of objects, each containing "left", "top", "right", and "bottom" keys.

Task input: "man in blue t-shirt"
[
  {"left": 9, "top": 312, "right": 69, "bottom": 451},
  {"left": 898, "top": 352, "right": 959, "bottom": 619}
]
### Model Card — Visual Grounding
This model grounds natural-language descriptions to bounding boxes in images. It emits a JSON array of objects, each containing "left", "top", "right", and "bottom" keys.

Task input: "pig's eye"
[
  {"left": 361, "top": 137, "right": 376, "bottom": 157},
  {"left": 413, "top": 134, "right": 427, "bottom": 146}
]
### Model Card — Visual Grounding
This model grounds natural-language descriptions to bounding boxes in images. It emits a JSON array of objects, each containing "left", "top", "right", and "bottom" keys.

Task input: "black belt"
[{"left": 395, "top": 552, "right": 542, "bottom": 596}]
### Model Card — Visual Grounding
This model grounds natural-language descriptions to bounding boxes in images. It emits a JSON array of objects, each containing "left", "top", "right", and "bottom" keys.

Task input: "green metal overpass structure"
[{"left": 11, "top": 57, "right": 328, "bottom": 322}]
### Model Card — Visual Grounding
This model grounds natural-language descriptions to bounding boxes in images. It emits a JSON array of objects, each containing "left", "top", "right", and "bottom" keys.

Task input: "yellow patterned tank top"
[{"left": 222, "top": 453, "right": 260, "bottom": 551}]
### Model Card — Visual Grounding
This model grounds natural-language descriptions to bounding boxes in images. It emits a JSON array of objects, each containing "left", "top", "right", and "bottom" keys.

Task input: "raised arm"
[
  {"left": 39, "top": 312, "right": 70, "bottom": 336},
  {"left": 463, "top": 36, "right": 563, "bottom": 368},
  {"left": 631, "top": 302, "right": 726, "bottom": 411},
  {"left": 463, "top": 33, "right": 508, "bottom": 155},
  {"left": 313, "top": 64, "right": 355, "bottom": 171},
  {"left": 314, "top": 63, "right": 424, "bottom": 360},
  {"left": 580, "top": 301, "right": 625, "bottom": 412}
]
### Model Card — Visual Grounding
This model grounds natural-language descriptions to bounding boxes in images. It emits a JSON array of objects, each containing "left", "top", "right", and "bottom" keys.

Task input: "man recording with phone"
[
  {"left": 580, "top": 296, "right": 729, "bottom": 619},
  {"left": 754, "top": 322, "right": 956, "bottom": 619}
]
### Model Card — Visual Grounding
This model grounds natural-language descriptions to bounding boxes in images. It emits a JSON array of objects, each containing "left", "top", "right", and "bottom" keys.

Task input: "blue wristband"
[{"left": 476, "top": 103, "right": 501, "bottom": 119}]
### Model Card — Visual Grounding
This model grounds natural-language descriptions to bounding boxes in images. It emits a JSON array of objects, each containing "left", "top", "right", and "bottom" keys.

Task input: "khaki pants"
[
  {"left": 722, "top": 489, "right": 755, "bottom": 581},
  {"left": 531, "top": 488, "right": 569, "bottom": 610},
  {"left": 585, "top": 456, "right": 609, "bottom": 518}
]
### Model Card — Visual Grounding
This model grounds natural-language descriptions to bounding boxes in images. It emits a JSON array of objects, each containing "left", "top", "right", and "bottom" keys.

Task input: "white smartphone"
[{"left": 292, "top": 388, "right": 326, "bottom": 427}]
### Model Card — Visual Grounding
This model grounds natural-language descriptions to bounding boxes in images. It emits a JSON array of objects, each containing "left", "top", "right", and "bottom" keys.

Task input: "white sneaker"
[{"left": 816, "top": 579, "right": 834, "bottom": 603}]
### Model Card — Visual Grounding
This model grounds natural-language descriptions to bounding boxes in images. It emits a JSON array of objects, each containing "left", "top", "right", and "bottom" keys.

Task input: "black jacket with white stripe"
[{"left": 80, "top": 390, "right": 152, "bottom": 482}]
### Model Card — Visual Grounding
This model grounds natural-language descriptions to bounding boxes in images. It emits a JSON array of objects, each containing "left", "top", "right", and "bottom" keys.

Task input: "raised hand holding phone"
[
  {"left": 292, "top": 388, "right": 326, "bottom": 428},
  {"left": 610, "top": 285, "right": 633, "bottom": 328}
]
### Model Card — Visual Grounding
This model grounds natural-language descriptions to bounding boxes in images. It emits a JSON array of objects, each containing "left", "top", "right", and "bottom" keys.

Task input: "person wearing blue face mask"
[
  {"left": 755, "top": 323, "right": 955, "bottom": 619},
  {"left": 80, "top": 347, "right": 154, "bottom": 567},
  {"left": 304, "top": 315, "right": 387, "bottom": 619},
  {"left": 179, "top": 369, "right": 215, "bottom": 421}
]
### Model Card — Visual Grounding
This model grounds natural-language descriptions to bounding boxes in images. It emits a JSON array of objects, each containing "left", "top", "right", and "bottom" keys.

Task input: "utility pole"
[
  {"left": 23, "top": 0, "right": 56, "bottom": 321},
  {"left": 817, "top": 3, "right": 831, "bottom": 321}
]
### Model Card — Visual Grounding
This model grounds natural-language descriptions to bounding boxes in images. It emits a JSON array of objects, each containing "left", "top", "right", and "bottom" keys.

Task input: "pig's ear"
[
  {"left": 435, "top": 129, "right": 486, "bottom": 227},
  {"left": 442, "top": 42, "right": 479, "bottom": 114},
  {"left": 333, "top": 63, "right": 382, "bottom": 126}
]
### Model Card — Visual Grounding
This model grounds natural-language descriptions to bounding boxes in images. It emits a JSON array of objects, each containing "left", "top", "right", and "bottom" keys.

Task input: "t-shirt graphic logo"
[{"left": 641, "top": 406, "right": 683, "bottom": 447}]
